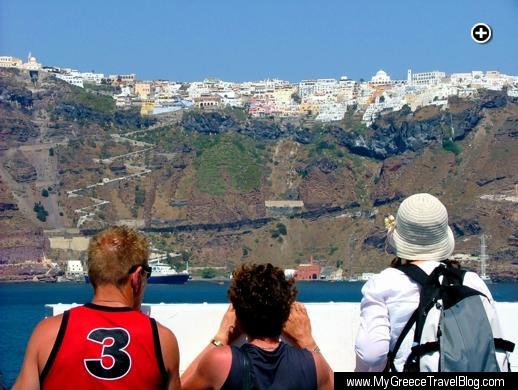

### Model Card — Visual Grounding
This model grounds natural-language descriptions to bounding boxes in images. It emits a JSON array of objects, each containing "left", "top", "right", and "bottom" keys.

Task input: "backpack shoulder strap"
[
  {"left": 386, "top": 264, "right": 446, "bottom": 372},
  {"left": 385, "top": 309, "right": 418, "bottom": 372},
  {"left": 440, "top": 265, "right": 466, "bottom": 286},
  {"left": 396, "top": 263, "right": 432, "bottom": 286},
  {"left": 385, "top": 264, "right": 431, "bottom": 372}
]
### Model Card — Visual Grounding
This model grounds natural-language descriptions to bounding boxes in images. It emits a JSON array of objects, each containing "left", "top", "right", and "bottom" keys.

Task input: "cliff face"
[
  {"left": 0, "top": 229, "right": 50, "bottom": 264},
  {"left": 332, "top": 91, "right": 509, "bottom": 159},
  {"left": 0, "top": 68, "right": 517, "bottom": 280},
  {"left": 181, "top": 111, "right": 316, "bottom": 144}
]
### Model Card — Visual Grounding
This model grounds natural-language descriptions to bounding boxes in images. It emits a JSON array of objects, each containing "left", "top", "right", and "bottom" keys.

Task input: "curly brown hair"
[
  {"left": 87, "top": 226, "right": 150, "bottom": 288},
  {"left": 228, "top": 263, "right": 297, "bottom": 339}
]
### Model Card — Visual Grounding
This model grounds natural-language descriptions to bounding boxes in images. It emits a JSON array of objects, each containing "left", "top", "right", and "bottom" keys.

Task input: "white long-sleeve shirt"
[{"left": 354, "top": 261, "right": 495, "bottom": 372}]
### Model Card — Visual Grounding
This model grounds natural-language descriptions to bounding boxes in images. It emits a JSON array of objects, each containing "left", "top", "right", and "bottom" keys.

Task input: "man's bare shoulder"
[
  {"left": 156, "top": 320, "right": 178, "bottom": 346},
  {"left": 33, "top": 314, "right": 63, "bottom": 341},
  {"left": 25, "top": 313, "right": 64, "bottom": 373}
]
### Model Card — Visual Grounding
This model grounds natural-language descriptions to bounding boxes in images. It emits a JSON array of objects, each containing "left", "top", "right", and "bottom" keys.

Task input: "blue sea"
[{"left": 0, "top": 281, "right": 517, "bottom": 388}]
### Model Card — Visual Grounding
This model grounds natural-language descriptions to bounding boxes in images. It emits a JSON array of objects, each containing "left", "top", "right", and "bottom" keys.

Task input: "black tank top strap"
[
  {"left": 221, "top": 342, "right": 317, "bottom": 390},
  {"left": 222, "top": 345, "right": 245, "bottom": 389},
  {"left": 40, "top": 309, "right": 70, "bottom": 386}
]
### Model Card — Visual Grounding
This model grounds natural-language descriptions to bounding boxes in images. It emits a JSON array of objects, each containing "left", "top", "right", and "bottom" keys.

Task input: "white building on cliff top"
[
  {"left": 370, "top": 69, "right": 391, "bottom": 84},
  {"left": 0, "top": 56, "right": 23, "bottom": 68},
  {"left": 407, "top": 69, "right": 446, "bottom": 86}
]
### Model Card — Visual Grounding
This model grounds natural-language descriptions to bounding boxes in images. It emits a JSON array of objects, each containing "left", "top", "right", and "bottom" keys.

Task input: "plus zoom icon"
[{"left": 471, "top": 23, "right": 492, "bottom": 44}]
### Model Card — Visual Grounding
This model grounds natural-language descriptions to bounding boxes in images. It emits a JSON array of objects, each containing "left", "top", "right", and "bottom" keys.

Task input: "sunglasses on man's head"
[{"left": 128, "top": 264, "right": 152, "bottom": 279}]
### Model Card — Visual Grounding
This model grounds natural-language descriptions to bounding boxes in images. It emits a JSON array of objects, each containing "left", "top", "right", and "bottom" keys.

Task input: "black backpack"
[{"left": 385, "top": 263, "right": 514, "bottom": 372}]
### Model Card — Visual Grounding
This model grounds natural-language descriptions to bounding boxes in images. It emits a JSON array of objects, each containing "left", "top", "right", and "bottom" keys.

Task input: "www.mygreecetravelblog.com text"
[{"left": 334, "top": 372, "right": 515, "bottom": 390}]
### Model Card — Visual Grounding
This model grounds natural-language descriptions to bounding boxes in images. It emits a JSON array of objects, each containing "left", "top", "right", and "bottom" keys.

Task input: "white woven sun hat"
[{"left": 387, "top": 193, "right": 455, "bottom": 261}]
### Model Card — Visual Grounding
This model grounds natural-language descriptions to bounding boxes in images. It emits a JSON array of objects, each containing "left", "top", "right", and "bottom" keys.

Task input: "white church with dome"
[
  {"left": 370, "top": 69, "right": 391, "bottom": 84},
  {"left": 23, "top": 52, "right": 42, "bottom": 70}
]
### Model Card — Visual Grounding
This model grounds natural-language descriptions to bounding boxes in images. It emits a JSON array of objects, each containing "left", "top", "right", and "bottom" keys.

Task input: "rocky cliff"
[{"left": 0, "top": 68, "right": 516, "bottom": 280}]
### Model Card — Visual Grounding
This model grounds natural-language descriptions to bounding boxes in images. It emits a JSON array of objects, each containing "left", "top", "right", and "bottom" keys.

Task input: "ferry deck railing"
[{"left": 47, "top": 302, "right": 518, "bottom": 372}]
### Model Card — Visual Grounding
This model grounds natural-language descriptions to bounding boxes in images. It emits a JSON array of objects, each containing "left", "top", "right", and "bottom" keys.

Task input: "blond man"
[{"left": 14, "top": 226, "right": 181, "bottom": 389}]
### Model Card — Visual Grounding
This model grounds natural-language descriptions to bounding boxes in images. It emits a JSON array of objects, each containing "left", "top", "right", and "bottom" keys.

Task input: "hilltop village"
[{"left": 2, "top": 53, "right": 517, "bottom": 125}]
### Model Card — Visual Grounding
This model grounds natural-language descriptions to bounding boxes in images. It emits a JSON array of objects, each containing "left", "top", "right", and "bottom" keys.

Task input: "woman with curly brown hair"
[{"left": 181, "top": 263, "right": 333, "bottom": 390}]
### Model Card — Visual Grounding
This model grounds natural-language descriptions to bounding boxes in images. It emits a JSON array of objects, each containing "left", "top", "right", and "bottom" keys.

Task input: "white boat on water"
[{"left": 147, "top": 258, "right": 190, "bottom": 284}]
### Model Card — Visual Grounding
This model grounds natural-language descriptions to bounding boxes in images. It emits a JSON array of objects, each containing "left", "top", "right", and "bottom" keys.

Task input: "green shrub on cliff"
[
  {"left": 69, "top": 85, "right": 115, "bottom": 115},
  {"left": 33, "top": 202, "right": 48, "bottom": 222},
  {"left": 442, "top": 138, "right": 462, "bottom": 155},
  {"left": 194, "top": 134, "right": 266, "bottom": 196},
  {"left": 271, "top": 223, "right": 288, "bottom": 238}
]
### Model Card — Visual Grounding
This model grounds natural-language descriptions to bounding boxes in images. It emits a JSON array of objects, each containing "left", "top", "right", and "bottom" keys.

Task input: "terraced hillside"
[{"left": 0, "top": 68, "right": 516, "bottom": 280}]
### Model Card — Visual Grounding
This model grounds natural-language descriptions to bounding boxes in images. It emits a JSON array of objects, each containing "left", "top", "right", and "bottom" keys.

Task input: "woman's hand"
[
  {"left": 214, "top": 304, "right": 242, "bottom": 345},
  {"left": 282, "top": 302, "right": 318, "bottom": 350}
]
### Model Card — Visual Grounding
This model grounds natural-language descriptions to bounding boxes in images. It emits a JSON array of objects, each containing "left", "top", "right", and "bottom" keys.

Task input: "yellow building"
[
  {"left": 135, "top": 82, "right": 152, "bottom": 99},
  {"left": 271, "top": 86, "right": 297, "bottom": 106},
  {"left": 0, "top": 56, "right": 23, "bottom": 68},
  {"left": 140, "top": 100, "right": 155, "bottom": 116},
  {"left": 299, "top": 102, "right": 320, "bottom": 116}
]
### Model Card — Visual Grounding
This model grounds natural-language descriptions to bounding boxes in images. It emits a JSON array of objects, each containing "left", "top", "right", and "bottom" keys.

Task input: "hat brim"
[{"left": 388, "top": 225, "right": 455, "bottom": 261}]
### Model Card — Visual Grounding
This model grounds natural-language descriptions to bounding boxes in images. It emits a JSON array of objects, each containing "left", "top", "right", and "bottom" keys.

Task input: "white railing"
[{"left": 48, "top": 302, "right": 518, "bottom": 372}]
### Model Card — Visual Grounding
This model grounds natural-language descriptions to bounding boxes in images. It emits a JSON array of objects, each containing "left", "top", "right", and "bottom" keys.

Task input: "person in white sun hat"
[{"left": 354, "top": 193, "right": 498, "bottom": 372}]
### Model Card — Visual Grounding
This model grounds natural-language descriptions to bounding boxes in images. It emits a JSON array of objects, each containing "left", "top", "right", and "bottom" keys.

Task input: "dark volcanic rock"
[
  {"left": 109, "top": 161, "right": 126, "bottom": 173},
  {"left": 451, "top": 219, "right": 482, "bottom": 237},
  {"left": 182, "top": 111, "right": 237, "bottom": 134},
  {"left": 493, "top": 248, "right": 518, "bottom": 262},
  {"left": 372, "top": 192, "right": 404, "bottom": 207},
  {"left": 476, "top": 176, "right": 506, "bottom": 187},
  {"left": 177, "top": 92, "right": 507, "bottom": 159},
  {"left": 363, "top": 230, "right": 386, "bottom": 251},
  {"left": 3, "top": 153, "right": 37, "bottom": 182},
  {"left": 243, "top": 120, "right": 283, "bottom": 139},
  {"left": 479, "top": 90, "right": 507, "bottom": 109},
  {"left": 0, "top": 76, "right": 33, "bottom": 109},
  {"left": 508, "top": 233, "right": 518, "bottom": 247},
  {"left": 53, "top": 103, "right": 155, "bottom": 129},
  {"left": 329, "top": 92, "right": 507, "bottom": 159},
  {"left": 2, "top": 87, "right": 33, "bottom": 109},
  {"left": 292, "top": 126, "right": 314, "bottom": 144},
  {"left": 186, "top": 103, "right": 486, "bottom": 160},
  {"left": 0, "top": 202, "right": 18, "bottom": 212},
  {"left": 317, "top": 157, "right": 338, "bottom": 174},
  {"left": 113, "top": 108, "right": 156, "bottom": 128},
  {"left": 0, "top": 116, "right": 38, "bottom": 143},
  {"left": 181, "top": 112, "right": 316, "bottom": 144}
]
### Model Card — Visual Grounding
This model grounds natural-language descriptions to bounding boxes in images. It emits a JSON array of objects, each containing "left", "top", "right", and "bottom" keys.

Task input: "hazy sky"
[{"left": 1, "top": 0, "right": 517, "bottom": 82}]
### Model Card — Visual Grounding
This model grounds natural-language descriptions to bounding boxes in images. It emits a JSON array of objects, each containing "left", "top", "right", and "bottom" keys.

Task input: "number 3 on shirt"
[{"left": 84, "top": 328, "right": 132, "bottom": 380}]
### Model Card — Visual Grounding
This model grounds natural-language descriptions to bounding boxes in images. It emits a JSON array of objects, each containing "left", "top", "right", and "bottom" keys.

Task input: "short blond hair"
[{"left": 87, "top": 226, "right": 150, "bottom": 287}]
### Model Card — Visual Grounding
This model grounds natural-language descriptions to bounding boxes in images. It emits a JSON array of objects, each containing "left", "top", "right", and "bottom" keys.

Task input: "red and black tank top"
[{"left": 40, "top": 303, "right": 167, "bottom": 389}]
